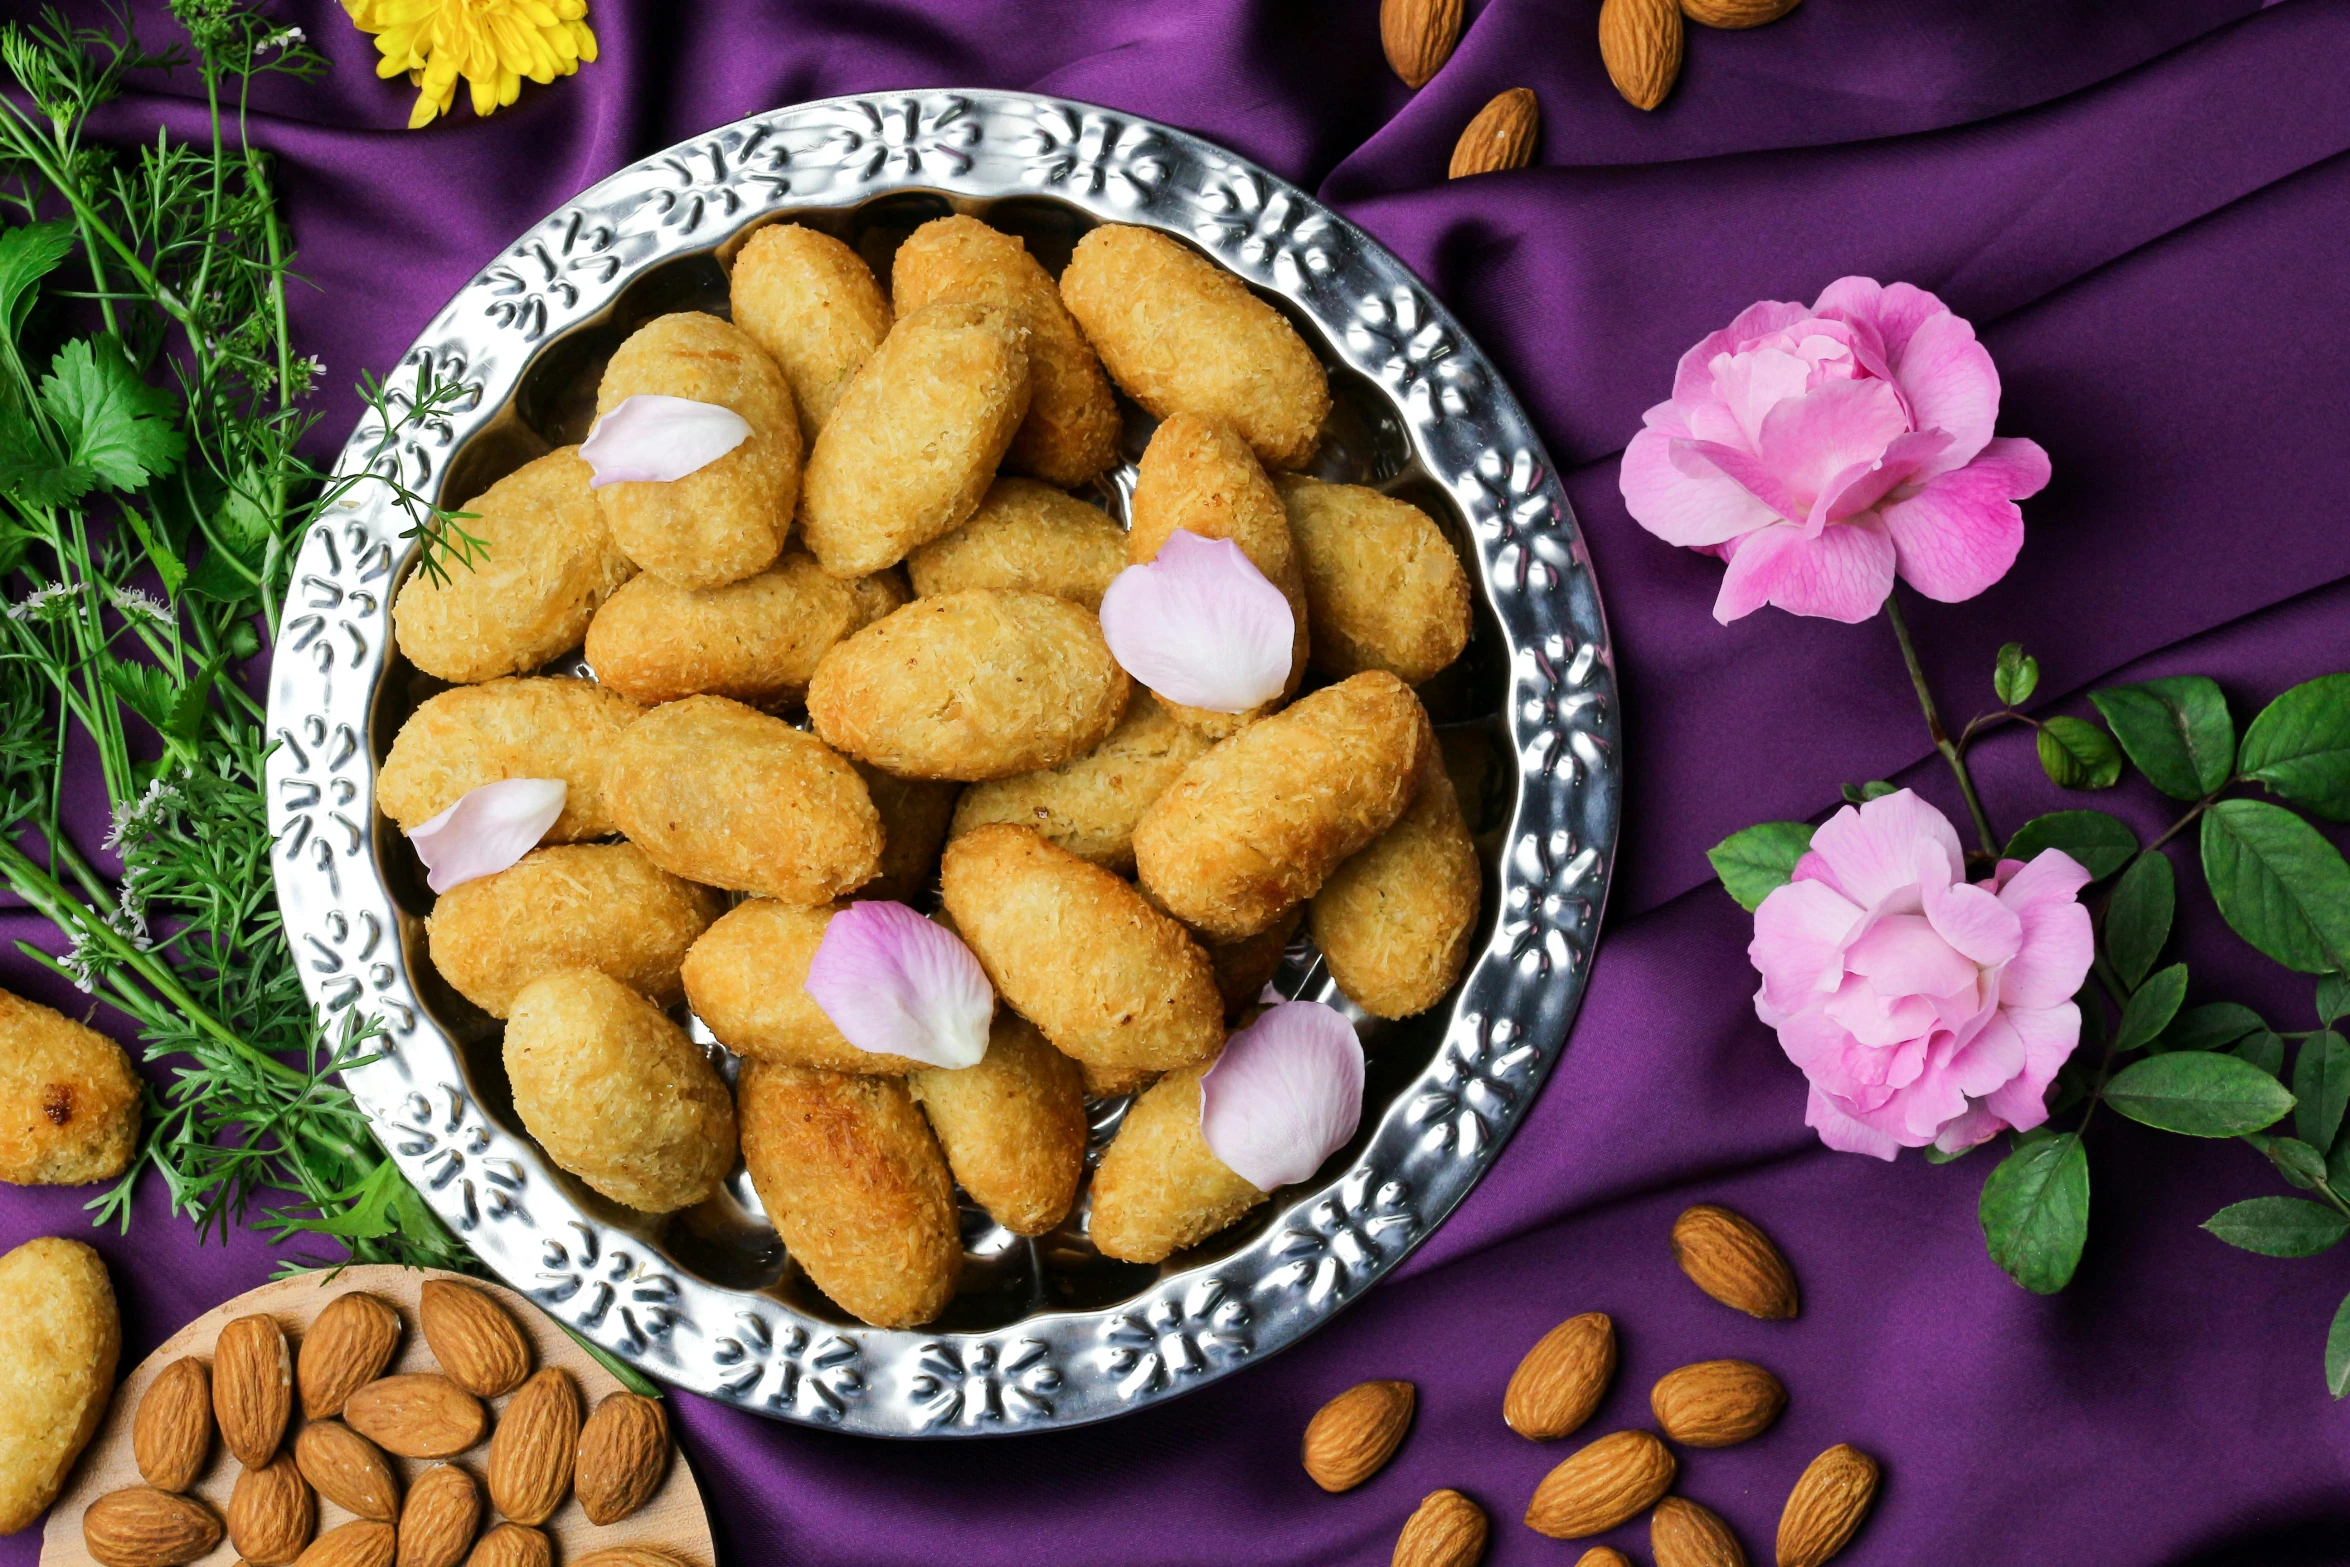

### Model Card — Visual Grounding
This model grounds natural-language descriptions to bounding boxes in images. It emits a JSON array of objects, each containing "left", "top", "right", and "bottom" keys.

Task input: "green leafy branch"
[{"left": 1708, "top": 599, "right": 2350, "bottom": 1398}]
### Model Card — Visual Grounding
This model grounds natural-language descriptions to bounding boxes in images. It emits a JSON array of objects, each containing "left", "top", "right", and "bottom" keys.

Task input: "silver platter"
[{"left": 265, "top": 91, "right": 1620, "bottom": 1436}]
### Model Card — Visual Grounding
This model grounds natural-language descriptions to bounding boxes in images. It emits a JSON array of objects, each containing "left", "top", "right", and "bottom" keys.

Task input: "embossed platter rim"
[{"left": 264, "top": 89, "right": 1620, "bottom": 1436}]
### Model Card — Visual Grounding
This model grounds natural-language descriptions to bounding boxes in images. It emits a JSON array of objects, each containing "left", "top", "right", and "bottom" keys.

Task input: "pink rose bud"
[
  {"left": 1098, "top": 529, "right": 1295, "bottom": 713},
  {"left": 1748, "top": 789, "right": 2095, "bottom": 1158},
  {"left": 406, "top": 778, "right": 567, "bottom": 894},
  {"left": 1619, "top": 278, "right": 2051, "bottom": 624},
  {"left": 1198, "top": 999, "right": 1366, "bottom": 1190},
  {"left": 579, "top": 393, "right": 752, "bottom": 488}
]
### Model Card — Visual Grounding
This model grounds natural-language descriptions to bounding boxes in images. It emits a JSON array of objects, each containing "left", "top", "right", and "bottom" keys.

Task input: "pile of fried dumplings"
[{"left": 380, "top": 213, "right": 1485, "bottom": 1329}]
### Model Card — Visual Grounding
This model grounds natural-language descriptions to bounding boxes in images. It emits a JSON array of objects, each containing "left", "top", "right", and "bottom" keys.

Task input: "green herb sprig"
[{"left": 0, "top": 2, "right": 479, "bottom": 1272}]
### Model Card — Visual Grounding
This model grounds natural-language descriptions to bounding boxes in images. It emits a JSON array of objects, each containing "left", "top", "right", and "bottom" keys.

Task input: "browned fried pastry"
[
  {"left": 892, "top": 215, "right": 1121, "bottom": 487},
  {"left": 909, "top": 1013, "right": 1087, "bottom": 1237},
  {"left": 503, "top": 969, "right": 736, "bottom": 1213},
  {"left": 681, "top": 900, "right": 928, "bottom": 1075},
  {"left": 0, "top": 1236, "right": 119, "bottom": 1533},
  {"left": 854, "top": 764, "right": 959, "bottom": 903},
  {"left": 1079, "top": 1060, "right": 1158, "bottom": 1100},
  {"left": 592, "top": 312, "right": 800, "bottom": 590},
  {"left": 941, "top": 824, "right": 1223, "bottom": 1074},
  {"left": 1087, "top": 1065, "right": 1265, "bottom": 1263},
  {"left": 0, "top": 989, "right": 139, "bottom": 1187},
  {"left": 605, "top": 695, "right": 880, "bottom": 902},
  {"left": 1205, "top": 905, "right": 1302, "bottom": 1016},
  {"left": 425, "top": 843, "right": 721, "bottom": 1017},
  {"left": 583, "top": 553, "right": 903, "bottom": 709},
  {"left": 377, "top": 677, "right": 643, "bottom": 842},
  {"left": 1310, "top": 754, "right": 1482, "bottom": 1018},
  {"left": 1127, "top": 413, "right": 1309, "bottom": 735},
  {"left": 905, "top": 478, "right": 1126, "bottom": 611},
  {"left": 1133, "top": 671, "right": 1433, "bottom": 941},
  {"left": 1275, "top": 474, "right": 1472, "bottom": 686},
  {"left": 736, "top": 1062, "right": 960, "bottom": 1328},
  {"left": 393, "top": 446, "right": 635, "bottom": 684},
  {"left": 807, "top": 590, "right": 1129, "bottom": 781},
  {"left": 947, "top": 694, "right": 1210, "bottom": 874},
  {"left": 1059, "top": 223, "right": 1329, "bottom": 470},
  {"left": 798, "top": 301, "right": 1032, "bottom": 578},
  {"left": 728, "top": 223, "right": 892, "bottom": 440}
]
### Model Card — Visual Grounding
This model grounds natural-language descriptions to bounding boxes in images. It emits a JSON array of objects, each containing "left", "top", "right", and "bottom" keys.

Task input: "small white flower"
[
  {"left": 103, "top": 777, "right": 182, "bottom": 852},
  {"left": 109, "top": 587, "right": 172, "bottom": 626},
  {"left": 6, "top": 582, "right": 75, "bottom": 622},
  {"left": 261, "top": 27, "right": 305, "bottom": 52},
  {"left": 62, "top": 929, "right": 104, "bottom": 994}
]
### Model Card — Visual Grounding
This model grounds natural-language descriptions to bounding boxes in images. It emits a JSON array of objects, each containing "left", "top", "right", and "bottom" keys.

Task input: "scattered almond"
[
  {"left": 294, "top": 1420, "right": 400, "bottom": 1521},
  {"left": 397, "top": 1463, "right": 482, "bottom": 1567},
  {"left": 228, "top": 1453, "right": 317, "bottom": 1567},
  {"left": 132, "top": 1357, "right": 212, "bottom": 1492},
  {"left": 1650, "top": 1359, "right": 1787, "bottom": 1448},
  {"left": 487, "top": 1367, "right": 580, "bottom": 1525},
  {"left": 1380, "top": 0, "right": 1463, "bottom": 87},
  {"left": 575, "top": 1392, "right": 669, "bottom": 1525},
  {"left": 419, "top": 1281, "right": 532, "bottom": 1399},
  {"left": 1576, "top": 1552, "right": 1634, "bottom": 1567},
  {"left": 344, "top": 1373, "right": 486, "bottom": 1459},
  {"left": 1653, "top": 1495, "right": 1747, "bottom": 1567},
  {"left": 1503, "top": 1312, "right": 1615, "bottom": 1440},
  {"left": 1680, "top": 0, "right": 1800, "bottom": 27},
  {"left": 1448, "top": 89, "right": 1539, "bottom": 179},
  {"left": 296, "top": 1519, "right": 397, "bottom": 1567},
  {"left": 1671, "top": 1204, "right": 1799, "bottom": 1319},
  {"left": 213, "top": 1313, "right": 294, "bottom": 1468},
  {"left": 1302, "top": 1379, "right": 1416, "bottom": 1493},
  {"left": 464, "top": 1524, "right": 552, "bottom": 1567},
  {"left": 1391, "top": 1488, "right": 1487, "bottom": 1567},
  {"left": 1524, "top": 1429, "right": 1676, "bottom": 1539},
  {"left": 1597, "top": 0, "right": 1684, "bottom": 111},
  {"left": 1776, "top": 1445, "right": 1880, "bottom": 1567},
  {"left": 82, "top": 1486, "right": 224, "bottom": 1567},
  {"left": 299, "top": 1291, "right": 402, "bottom": 1419}
]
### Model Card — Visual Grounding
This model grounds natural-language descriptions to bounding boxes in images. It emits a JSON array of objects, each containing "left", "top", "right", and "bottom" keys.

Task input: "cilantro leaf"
[
  {"left": 40, "top": 337, "right": 185, "bottom": 493},
  {"left": 0, "top": 220, "right": 73, "bottom": 340},
  {"left": 0, "top": 401, "right": 94, "bottom": 507}
]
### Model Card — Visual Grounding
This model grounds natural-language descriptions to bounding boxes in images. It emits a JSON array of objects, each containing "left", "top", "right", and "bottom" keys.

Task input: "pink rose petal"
[
  {"left": 803, "top": 901, "right": 995, "bottom": 1069},
  {"left": 1197, "top": 1000, "right": 1365, "bottom": 1191},
  {"left": 1099, "top": 530, "right": 1294, "bottom": 713},
  {"left": 407, "top": 778, "right": 566, "bottom": 895},
  {"left": 579, "top": 393, "right": 752, "bottom": 488}
]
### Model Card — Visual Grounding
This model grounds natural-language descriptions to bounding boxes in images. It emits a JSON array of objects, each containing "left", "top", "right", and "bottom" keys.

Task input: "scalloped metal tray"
[{"left": 264, "top": 90, "right": 1619, "bottom": 1435}]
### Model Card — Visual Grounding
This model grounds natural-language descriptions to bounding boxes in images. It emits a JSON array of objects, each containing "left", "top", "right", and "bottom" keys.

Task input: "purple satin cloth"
[{"left": 8, "top": 2, "right": 2350, "bottom": 1562}]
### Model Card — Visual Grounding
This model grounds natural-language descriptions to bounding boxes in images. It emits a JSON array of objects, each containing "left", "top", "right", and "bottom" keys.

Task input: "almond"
[
  {"left": 397, "top": 1463, "right": 482, "bottom": 1567},
  {"left": 575, "top": 1392, "right": 669, "bottom": 1525},
  {"left": 296, "top": 1519, "right": 397, "bottom": 1567},
  {"left": 1681, "top": 0, "right": 1800, "bottom": 27},
  {"left": 1301, "top": 1379, "right": 1415, "bottom": 1493},
  {"left": 486, "top": 1367, "right": 580, "bottom": 1526},
  {"left": 229, "top": 1453, "right": 317, "bottom": 1566},
  {"left": 1503, "top": 1312, "right": 1615, "bottom": 1440},
  {"left": 299, "top": 1291, "right": 402, "bottom": 1419},
  {"left": 1651, "top": 1359, "right": 1787, "bottom": 1448},
  {"left": 1576, "top": 1552, "right": 1634, "bottom": 1567},
  {"left": 1391, "top": 1488, "right": 1486, "bottom": 1567},
  {"left": 570, "top": 1552, "right": 697, "bottom": 1567},
  {"left": 1597, "top": 0, "right": 1683, "bottom": 111},
  {"left": 214, "top": 1313, "right": 294, "bottom": 1467},
  {"left": 1524, "top": 1429, "right": 1676, "bottom": 1539},
  {"left": 419, "top": 1281, "right": 531, "bottom": 1399},
  {"left": 1775, "top": 1444, "right": 1880, "bottom": 1567},
  {"left": 1447, "top": 89, "right": 1540, "bottom": 179},
  {"left": 294, "top": 1420, "right": 400, "bottom": 1521},
  {"left": 1671, "top": 1204, "right": 1798, "bottom": 1319},
  {"left": 464, "top": 1524, "right": 552, "bottom": 1567},
  {"left": 344, "top": 1374, "right": 486, "bottom": 1459},
  {"left": 132, "top": 1356, "right": 212, "bottom": 1491},
  {"left": 1653, "top": 1496, "right": 1747, "bottom": 1567},
  {"left": 82, "top": 1486, "right": 224, "bottom": 1567},
  {"left": 1380, "top": 0, "right": 1463, "bottom": 88}
]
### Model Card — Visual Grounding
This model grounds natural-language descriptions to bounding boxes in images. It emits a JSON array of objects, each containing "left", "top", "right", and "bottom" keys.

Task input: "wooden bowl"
[{"left": 41, "top": 1266, "right": 713, "bottom": 1567}]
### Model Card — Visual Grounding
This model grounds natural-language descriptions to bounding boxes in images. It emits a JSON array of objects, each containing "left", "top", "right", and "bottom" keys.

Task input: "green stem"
[{"left": 1885, "top": 590, "right": 2001, "bottom": 863}]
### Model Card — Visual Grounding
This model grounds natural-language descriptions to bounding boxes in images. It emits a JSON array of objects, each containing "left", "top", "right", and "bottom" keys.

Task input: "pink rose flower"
[
  {"left": 1621, "top": 278, "right": 2052, "bottom": 625},
  {"left": 1749, "top": 789, "right": 2094, "bottom": 1159}
]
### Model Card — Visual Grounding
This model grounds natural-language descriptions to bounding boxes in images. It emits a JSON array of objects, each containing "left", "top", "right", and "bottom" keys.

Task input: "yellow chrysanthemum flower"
[{"left": 342, "top": 0, "right": 598, "bottom": 130}]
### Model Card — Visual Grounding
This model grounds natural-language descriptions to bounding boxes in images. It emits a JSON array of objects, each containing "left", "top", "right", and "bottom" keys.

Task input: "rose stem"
[{"left": 1884, "top": 590, "right": 2001, "bottom": 865}]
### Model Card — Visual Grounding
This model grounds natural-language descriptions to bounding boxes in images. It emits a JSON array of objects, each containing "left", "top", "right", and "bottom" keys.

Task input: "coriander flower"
[
  {"left": 109, "top": 587, "right": 172, "bottom": 626},
  {"left": 103, "top": 777, "right": 182, "bottom": 853},
  {"left": 6, "top": 582, "right": 75, "bottom": 623}
]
